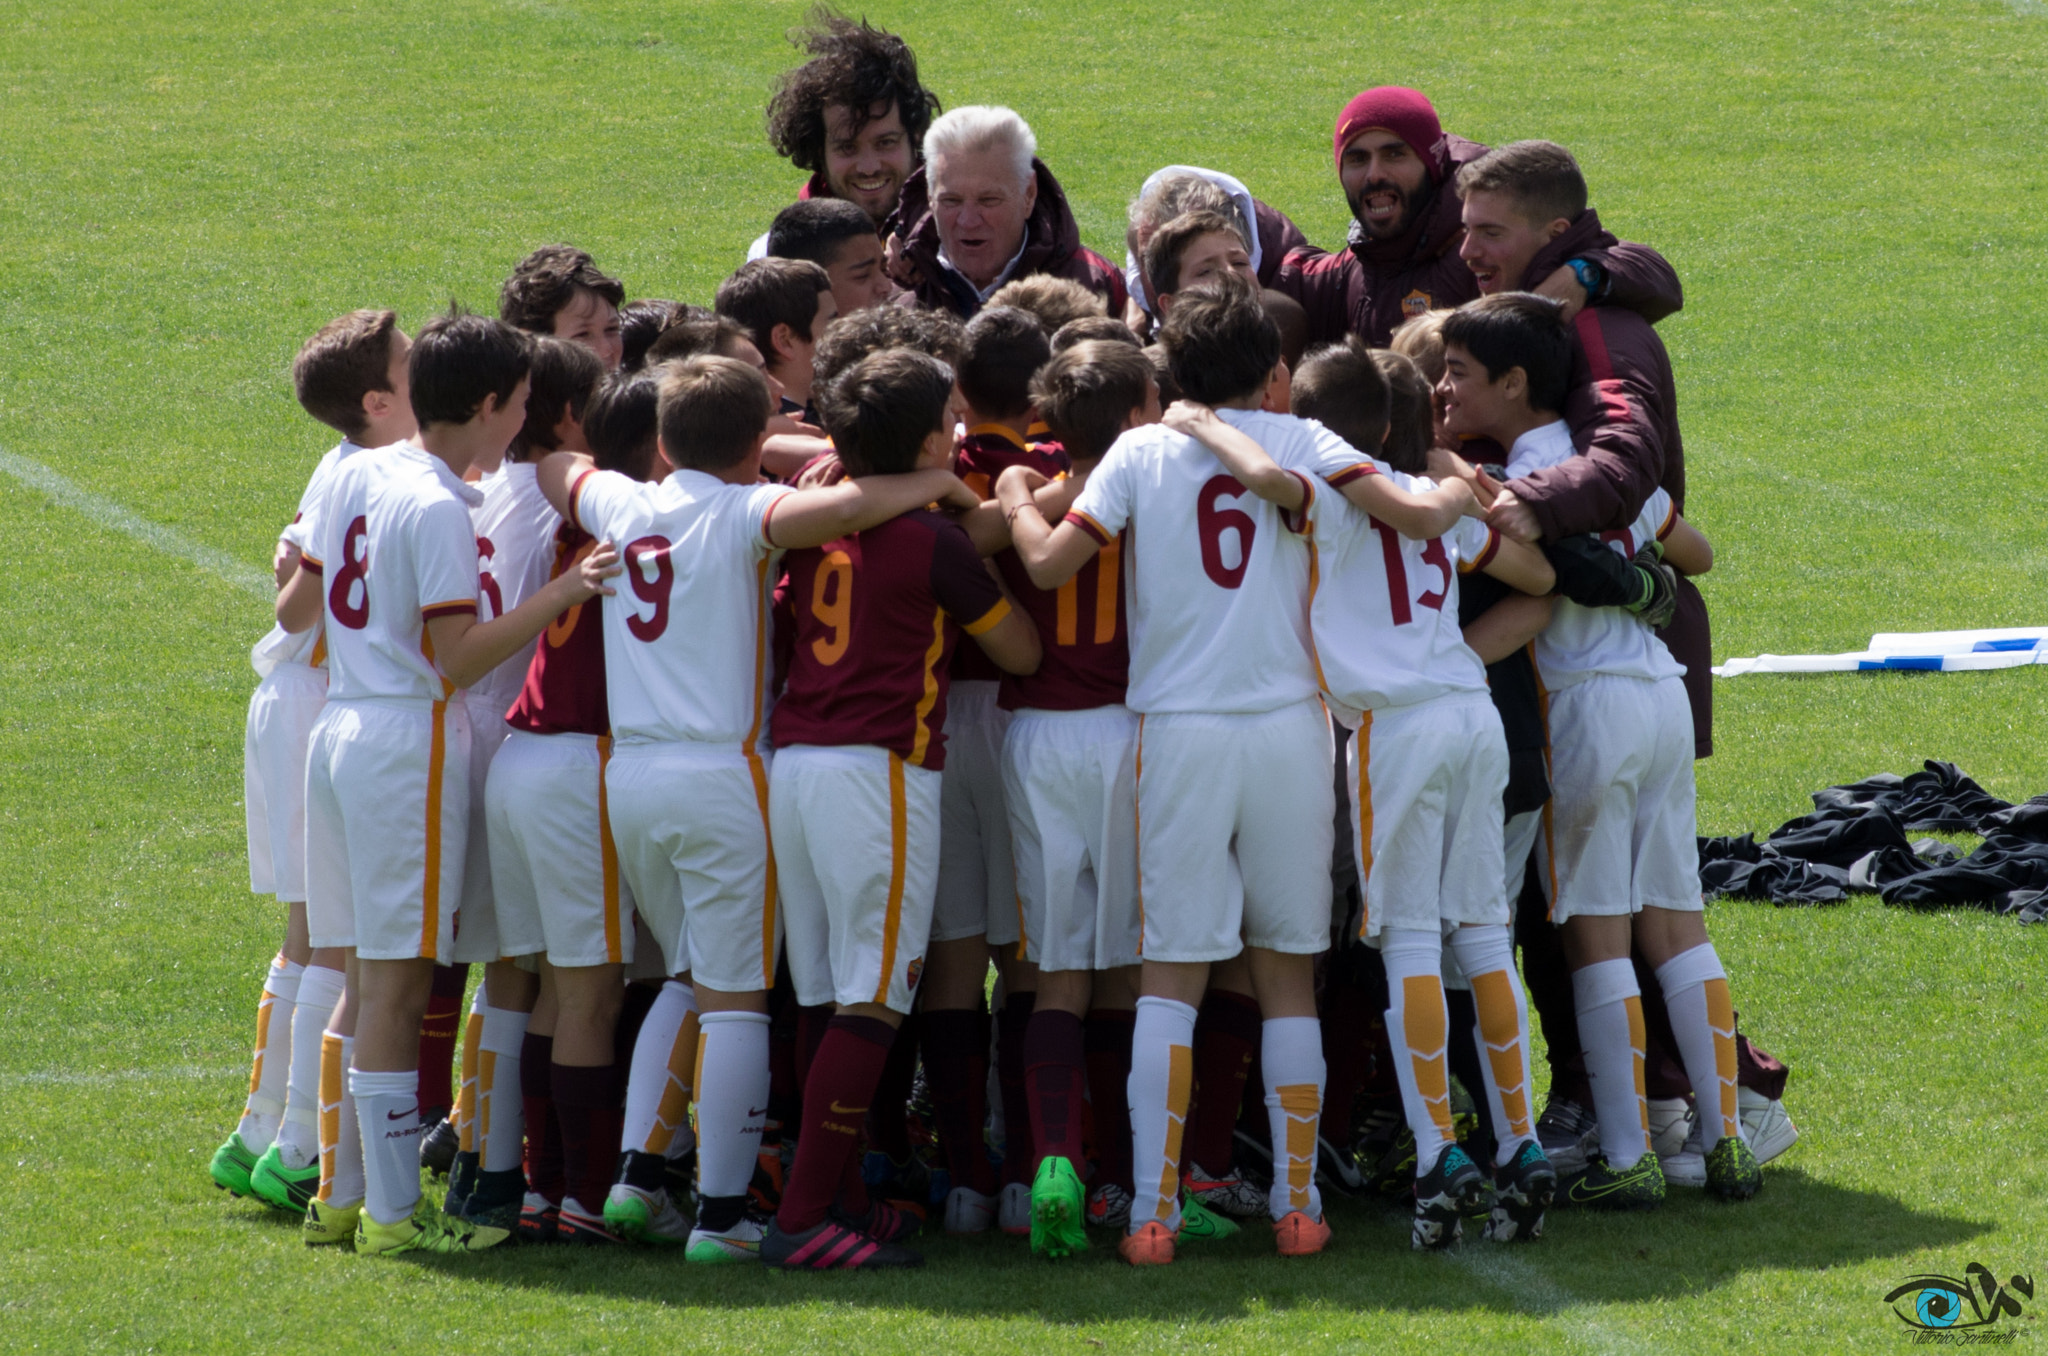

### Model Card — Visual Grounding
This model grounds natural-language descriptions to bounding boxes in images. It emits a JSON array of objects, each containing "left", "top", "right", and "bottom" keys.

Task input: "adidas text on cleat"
[
  {"left": 943, "top": 1185, "right": 995, "bottom": 1235},
  {"left": 517, "top": 1193, "right": 561, "bottom": 1244},
  {"left": 1087, "top": 1182, "right": 1133, "bottom": 1232},
  {"left": 418, "top": 1114, "right": 458, "bottom": 1177},
  {"left": 450, "top": 1166, "right": 523, "bottom": 1232},
  {"left": 558, "top": 1200, "right": 627, "bottom": 1245},
  {"left": 606, "top": 1183, "right": 691, "bottom": 1244},
  {"left": 1176, "top": 1194, "right": 1240, "bottom": 1242},
  {"left": 1485, "top": 1140, "right": 1557, "bottom": 1243},
  {"left": 1739, "top": 1088, "right": 1799, "bottom": 1166},
  {"left": 1029, "top": 1157, "right": 1090, "bottom": 1260},
  {"left": 356, "top": 1202, "right": 510, "bottom": 1256},
  {"left": 1118, "top": 1219, "right": 1176, "bottom": 1267},
  {"left": 1704, "top": 1136, "right": 1763, "bottom": 1202},
  {"left": 1272, "top": 1209, "right": 1332, "bottom": 1257},
  {"left": 1561, "top": 1153, "right": 1667, "bottom": 1211},
  {"left": 303, "top": 1198, "right": 362, "bottom": 1247},
  {"left": 686, "top": 1215, "right": 767, "bottom": 1262},
  {"left": 998, "top": 1181, "right": 1032, "bottom": 1236},
  {"left": 1185, "top": 1161, "right": 1268, "bottom": 1219},
  {"left": 250, "top": 1145, "right": 321, "bottom": 1214},
  {"left": 760, "top": 1216, "right": 923, "bottom": 1270},
  {"left": 1412, "top": 1144, "right": 1489, "bottom": 1251},
  {"left": 209, "top": 1132, "right": 260, "bottom": 1197}
]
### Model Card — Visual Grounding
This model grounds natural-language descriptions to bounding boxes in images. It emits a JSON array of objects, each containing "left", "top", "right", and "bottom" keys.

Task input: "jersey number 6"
[{"left": 1196, "top": 475, "right": 1256, "bottom": 590}]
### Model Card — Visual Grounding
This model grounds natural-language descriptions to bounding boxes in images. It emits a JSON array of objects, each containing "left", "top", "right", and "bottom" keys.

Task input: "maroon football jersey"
[
  {"left": 504, "top": 522, "right": 609, "bottom": 737},
  {"left": 951, "top": 425, "right": 1066, "bottom": 684},
  {"left": 771, "top": 509, "right": 1010, "bottom": 770},
  {"left": 996, "top": 476, "right": 1127, "bottom": 712}
]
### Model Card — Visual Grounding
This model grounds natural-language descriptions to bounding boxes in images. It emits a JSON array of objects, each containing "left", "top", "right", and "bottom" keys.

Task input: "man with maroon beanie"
[{"left": 1272, "top": 86, "right": 1680, "bottom": 348}]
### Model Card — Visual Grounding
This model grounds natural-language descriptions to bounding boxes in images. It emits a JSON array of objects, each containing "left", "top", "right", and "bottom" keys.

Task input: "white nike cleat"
[
  {"left": 998, "top": 1181, "right": 1032, "bottom": 1236},
  {"left": 943, "top": 1185, "right": 995, "bottom": 1235},
  {"left": 1739, "top": 1088, "right": 1799, "bottom": 1165}
]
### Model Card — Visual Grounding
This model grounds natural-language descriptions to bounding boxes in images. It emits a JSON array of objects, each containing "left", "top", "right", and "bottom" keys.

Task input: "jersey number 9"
[{"left": 624, "top": 535, "right": 674, "bottom": 641}]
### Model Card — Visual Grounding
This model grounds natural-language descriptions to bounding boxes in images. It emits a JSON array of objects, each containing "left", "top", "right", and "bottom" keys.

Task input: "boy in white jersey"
[
  {"left": 277, "top": 312, "right": 619, "bottom": 1256},
  {"left": 1437, "top": 293, "right": 1753, "bottom": 1208},
  {"left": 534, "top": 354, "right": 981, "bottom": 1262},
  {"left": 218, "top": 311, "right": 416, "bottom": 1215},
  {"left": 1161, "top": 337, "right": 1565, "bottom": 1249},
  {"left": 1000, "top": 276, "right": 1471, "bottom": 1265}
]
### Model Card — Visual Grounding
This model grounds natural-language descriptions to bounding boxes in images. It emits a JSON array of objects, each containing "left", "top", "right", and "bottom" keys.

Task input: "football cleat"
[
  {"left": 208, "top": 1132, "right": 260, "bottom": 1197},
  {"left": 1660, "top": 1119, "right": 1707, "bottom": 1189},
  {"left": 303, "top": 1198, "right": 362, "bottom": 1247},
  {"left": 1535, "top": 1097, "right": 1598, "bottom": 1179},
  {"left": 1086, "top": 1182, "right": 1133, "bottom": 1232},
  {"left": 1272, "top": 1209, "right": 1332, "bottom": 1257},
  {"left": 1185, "top": 1162, "right": 1268, "bottom": 1219},
  {"left": 449, "top": 1166, "right": 524, "bottom": 1232},
  {"left": 845, "top": 1198, "right": 921, "bottom": 1244},
  {"left": 943, "top": 1185, "right": 995, "bottom": 1235},
  {"left": 1560, "top": 1153, "right": 1667, "bottom": 1212},
  {"left": 606, "top": 1182, "right": 690, "bottom": 1244},
  {"left": 1176, "top": 1194, "right": 1240, "bottom": 1242},
  {"left": 685, "top": 1215, "right": 766, "bottom": 1262},
  {"left": 1412, "top": 1143, "right": 1489, "bottom": 1251},
  {"left": 1029, "top": 1156, "right": 1090, "bottom": 1260},
  {"left": 356, "top": 1201, "right": 509, "bottom": 1256},
  {"left": 1739, "top": 1088, "right": 1799, "bottom": 1166},
  {"left": 417, "top": 1112, "right": 458, "bottom": 1177},
  {"left": 997, "top": 1180, "right": 1032, "bottom": 1236},
  {"left": 441, "top": 1148, "right": 478, "bottom": 1218},
  {"left": 517, "top": 1193, "right": 561, "bottom": 1244},
  {"left": 862, "top": 1149, "right": 932, "bottom": 1209},
  {"left": 662, "top": 1146, "right": 698, "bottom": 1208},
  {"left": 760, "top": 1215, "right": 923, "bottom": 1270},
  {"left": 1354, "top": 1104, "right": 1418, "bottom": 1199},
  {"left": 1316, "top": 1133, "right": 1367, "bottom": 1197},
  {"left": 747, "top": 1148, "right": 785, "bottom": 1217},
  {"left": 1485, "top": 1139, "right": 1557, "bottom": 1243},
  {"left": 1704, "top": 1135, "right": 1763, "bottom": 1202},
  {"left": 558, "top": 1199, "right": 626, "bottom": 1245},
  {"left": 1118, "top": 1219, "right": 1176, "bottom": 1267},
  {"left": 250, "top": 1145, "right": 322, "bottom": 1214},
  {"left": 1647, "top": 1098, "right": 1693, "bottom": 1159}
]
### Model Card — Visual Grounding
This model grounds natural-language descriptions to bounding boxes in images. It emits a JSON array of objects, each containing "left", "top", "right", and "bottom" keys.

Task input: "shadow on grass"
[{"left": 377, "top": 1167, "right": 1990, "bottom": 1324}]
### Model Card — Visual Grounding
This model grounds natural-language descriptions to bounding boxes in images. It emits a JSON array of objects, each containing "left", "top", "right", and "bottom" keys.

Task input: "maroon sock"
[
  {"left": 922, "top": 1007, "right": 997, "bottom": 1195},
  {"left": 778, "top": 1016, "right": 895, "bottom": 1233},
  {"left": 794, "top": 1004, "right": 833, "bottom": 1092},
  {"left": 997, "top": 992, "right": 1035, "bottom": 1185},
  {"left": 1023, "top": 1008, "right": 1086, "bottom": 1167},
  {"left": 519, "top": 1032, "right": 564, "bottom": 1204},
  {"left": 1083, "top": 1008, "right": 1135, "bottom": 1193},
  {"left": 1185, "top": 989, "right": 1260, "bottom": 1175},
  {"left": 417, "top": 962, "right": 468, "bottom": 1115},
  {"left": 551, "top": 1060, "right": 624, "bottom": 1214},
  {"left": 1320, "top": 982, "right": 1378, "bottom": 1143},
  {"left": 866, "top": 1013, "right": 919, "bottom": 1163},
  {"left": 612, "top": 981, "right": 659, "bottom": 1069}
]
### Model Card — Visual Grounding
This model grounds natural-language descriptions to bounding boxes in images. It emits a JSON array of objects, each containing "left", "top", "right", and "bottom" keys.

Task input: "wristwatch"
[{"left": 1566, "top": 257, "right": 1607, "bottom": 301}]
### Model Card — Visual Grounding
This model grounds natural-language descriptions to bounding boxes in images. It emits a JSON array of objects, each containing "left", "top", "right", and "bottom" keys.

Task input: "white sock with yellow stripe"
[
  {"left": 453, "top": 989, "right": 485, "bottom": 1160},
  {"left": 235, "top": 954, "right": 302, "bottom": 1152},
  {"left": 1126, "top": 995, "right": 1196, "bottom": 1234},
  {"left": 477, "top": 1002, "right": 530, "bottom": 1173},
  {"left": 275, "top": 964, "right": 343, "bottom": 1169},
  {"left": 694, "top": 1010, "right": 770, "bottom": 1201},
  {"left": 1572, "top": 958, "right": 1651, "bottom": 1170},
  {"left": 315, "top": 1032, "right": 363, "bottom": 1209},
  {"left": 1445, "top": 924, "right": 1537, "bottom": 1167},
  {"left": 1654, "top": 942, "right": 1741, "bottom": 1146},
  {"left": 1380, "top": 929, "right": 1456, "bottom": 1175},
  {"left": 1260, "top": 1016, "right": 1325, "bottom": 1222},
  {"left": 622, "top": 979, "right": 699, "bottom": 1159}
]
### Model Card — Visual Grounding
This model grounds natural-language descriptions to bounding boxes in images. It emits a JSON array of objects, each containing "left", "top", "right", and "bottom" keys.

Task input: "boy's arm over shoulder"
[
  {"left": 1163, "top": 403, "right": 1308, "bottom": 514},
  {"left": 1657, "top": 502, "right": 1712, "bottom": 577},
  {"left": 765, "top": 468, "right": 978, "bottom": 551},
  {"left": 929, "top": 519, "right": 1039, "bottom": 676},
  {"left": 1506, "top": 308, "right": 1669, "bottom": 540},
  {"left": 998, "top": 444, "right": 1125, "bottom": 590}
]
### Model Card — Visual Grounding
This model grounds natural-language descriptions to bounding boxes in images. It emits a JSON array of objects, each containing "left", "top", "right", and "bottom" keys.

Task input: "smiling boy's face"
[{"left": 1436, "top": 340, "right": 1520, "bottom": 441}]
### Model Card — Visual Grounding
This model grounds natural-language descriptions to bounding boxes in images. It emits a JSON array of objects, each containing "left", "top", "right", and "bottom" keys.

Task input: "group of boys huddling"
[{"left": 208, "top": 10, "right": 1800, "bottom": 1270}]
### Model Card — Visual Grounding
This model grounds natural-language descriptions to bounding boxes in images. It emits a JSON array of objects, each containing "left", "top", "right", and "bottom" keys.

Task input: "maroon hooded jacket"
[
  {"left": 886, "top": 159, "right": 1128, "bottom": 319},
  {"left": 1271, "top": 135, "right": 1682, "bottom": 348}
]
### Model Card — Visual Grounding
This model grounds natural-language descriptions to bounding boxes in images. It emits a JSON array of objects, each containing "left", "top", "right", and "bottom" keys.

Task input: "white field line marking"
[
  {"left": 0, "top": 446, "right": 272, "bottom": 599},
  {"left": 1454, "top": 1246, "right": 1646, "bottom": 1355},
  {"left": 0, "top": 1065, "right": 242, "bottom": 1088}
]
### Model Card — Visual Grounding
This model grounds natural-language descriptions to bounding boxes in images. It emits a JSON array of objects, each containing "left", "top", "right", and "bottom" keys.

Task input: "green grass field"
[{"left": 5, "top": 0, "right": 2048, "bottom": 1350}]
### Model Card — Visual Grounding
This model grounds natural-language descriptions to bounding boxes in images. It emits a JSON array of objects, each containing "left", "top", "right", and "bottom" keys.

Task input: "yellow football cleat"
[
  {"left": 356, "top": 1203, "right": 510, "bottom": 1256},
  {"left": 303, "top": 1198, "right": 362, "bottom": 1247}
]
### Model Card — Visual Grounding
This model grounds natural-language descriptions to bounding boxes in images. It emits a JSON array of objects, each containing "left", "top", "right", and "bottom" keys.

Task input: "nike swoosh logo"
[
  {"left": 747, "top": 1107, "right": 768, "bottom": 1118},
  {"left": 1567, "top": 1175, "right": 1635, "bottom": 1202},
  {"left": 828, "top": 1101, "right": 868, "bottom": 1116},
  {"left": 387, "top": 1107, "right": 418, "bottom": 1122}
]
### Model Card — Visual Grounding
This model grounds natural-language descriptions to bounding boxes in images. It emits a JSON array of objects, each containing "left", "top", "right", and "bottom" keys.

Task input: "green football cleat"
[
  {"left": 250, "top": 1144, "right": 322, "bottom": 1214},
  {"left": 1560, "top": 1152, "right": 1667, "bottom": 1211},
  {"left": 1176, "top": 1193, "right": 1240, "bottom": 1242},
  {"left": 356, "top": 1202, "right": 510, "bottom": 1256},
  {"left": 1704, "top": 1135, "right": 1762, "bottom": 1202},
  {"left": 209, "top": 1131, "right": 260, "bottom": 1197},
  {"left": 1029, "top": 1156, "right": 1090, "bottom": 1259},
  {"left": 303, "top": 1198, "right": 361, "bottom": 1247}
]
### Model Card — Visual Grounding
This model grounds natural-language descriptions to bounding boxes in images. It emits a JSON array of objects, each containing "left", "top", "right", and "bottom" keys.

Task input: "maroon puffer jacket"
[{"left": 886, "top": 159, "right": 1128, "bottom": 319}]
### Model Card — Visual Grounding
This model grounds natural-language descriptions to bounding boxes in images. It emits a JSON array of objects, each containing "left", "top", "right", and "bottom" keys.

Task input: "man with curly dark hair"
[{"left": 762, "top": 7, "right": 941, "bottom": 231}]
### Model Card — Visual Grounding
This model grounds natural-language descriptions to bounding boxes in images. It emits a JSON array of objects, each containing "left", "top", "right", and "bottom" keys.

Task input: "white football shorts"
[
  {"left": 931, "top": 682, "right": 1019, "bottom": 946},
  {"left": 244, "top": 661, "right": 327, "bottom": 902},
  {"left": 1003, "top": 704, "right": 1141, "bottom": 973},
  {"left": 487, "top": 729, "right": 636, "bottom": 970},
  {"left": 449, "top": 706, "right": 515, "bottom": 963}
]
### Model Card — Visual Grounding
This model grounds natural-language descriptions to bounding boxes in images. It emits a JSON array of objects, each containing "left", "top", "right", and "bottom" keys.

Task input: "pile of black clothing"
[{"left": 1698, "top": 760, "right": 2048, "bottom": 921}]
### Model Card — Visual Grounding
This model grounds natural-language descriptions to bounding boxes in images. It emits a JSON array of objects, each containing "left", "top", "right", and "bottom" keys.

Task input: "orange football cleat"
[
  {"left": 1118, "top": 1219, "right": 1177, "bottom": 1267},
  {"left": 1272, "top": 1209, "right": 1332, "bottom": 1257}
]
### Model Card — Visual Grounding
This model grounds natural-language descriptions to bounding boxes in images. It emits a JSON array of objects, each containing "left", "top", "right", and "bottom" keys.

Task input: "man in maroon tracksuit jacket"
[
  {"left": 1272, "top": 86, "right": 1681, "bottom": 348},
  {"left": 885, "top": 105, "right": 1128, "bottom": 320}
]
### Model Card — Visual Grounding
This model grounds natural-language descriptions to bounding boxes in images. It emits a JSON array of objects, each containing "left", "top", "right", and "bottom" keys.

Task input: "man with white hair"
[{"left": 887, "top": 106, "right": 1126, "bottom": 319}]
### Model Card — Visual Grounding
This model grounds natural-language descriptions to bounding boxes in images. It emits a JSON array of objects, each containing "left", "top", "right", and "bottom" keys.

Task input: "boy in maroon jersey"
[
  {"left": 765, "top": 348, "right": 1041, "bottom": 1270},
  {"left": 925, "top": 305, "right": 1068, "bottom": 1236}
]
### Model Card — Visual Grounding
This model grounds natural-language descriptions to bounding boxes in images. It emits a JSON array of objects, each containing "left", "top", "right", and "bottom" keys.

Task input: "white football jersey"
[
  {"left": 1067, "top": 407, "right": 1320, "bottom": 715},
  {"left": 467, "top": 462, "right": 562, "bottom": 723},
  {"left": 1306, "top": 460, "right": 1495, "bottom": 719},
  {"left": 1507, "top": 420, "right": 1683, "bottom": 689},
  {"left": 250, "top": 438, "right": 366, "bottom": 677},
  {"left": 302, "top": 441, "right": 482, "bottom": 704},
  {"left": 569, "top": 466, "right": 791, "bottom": 748}
]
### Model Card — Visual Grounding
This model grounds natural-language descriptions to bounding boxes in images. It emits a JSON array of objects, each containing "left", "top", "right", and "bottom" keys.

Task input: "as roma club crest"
[{"left": 1402, "top": 290, "right": 1432, "bottom": 318}]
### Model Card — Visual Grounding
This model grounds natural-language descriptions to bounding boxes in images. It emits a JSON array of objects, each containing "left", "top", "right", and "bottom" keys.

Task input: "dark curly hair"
[{"left": 765, "top": 7, "right": 941, "bottom": 175}]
